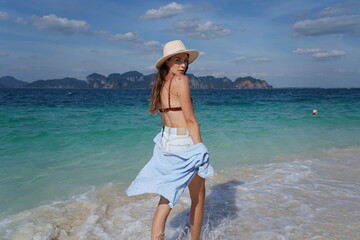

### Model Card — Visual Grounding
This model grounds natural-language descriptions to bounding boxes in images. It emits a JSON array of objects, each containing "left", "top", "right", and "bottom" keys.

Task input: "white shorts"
[{"left": 160, "top": 126, "right": 194, "bottom": 153}]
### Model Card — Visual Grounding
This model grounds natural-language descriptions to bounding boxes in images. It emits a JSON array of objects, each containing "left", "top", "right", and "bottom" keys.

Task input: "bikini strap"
[{"left": 168, "top": 78, "right": 172, "bottom": 108}]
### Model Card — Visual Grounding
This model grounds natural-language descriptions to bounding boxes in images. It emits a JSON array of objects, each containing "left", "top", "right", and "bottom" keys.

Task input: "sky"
[{"left": 0, "top": 0, "right": 360, "bottom": 88}]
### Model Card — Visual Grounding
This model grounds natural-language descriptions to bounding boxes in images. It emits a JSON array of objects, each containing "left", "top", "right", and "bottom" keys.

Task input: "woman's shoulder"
[
  {"left": 172, "top": 74, "right": 191, "bottom": 96},
  {"left": 173, "top": 74, "right": 189, "bottom": 85}
]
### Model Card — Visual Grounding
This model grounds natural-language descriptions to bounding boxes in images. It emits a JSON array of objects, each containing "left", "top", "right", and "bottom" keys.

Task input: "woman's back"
[{"left": 160, "top": 77, "right": 187, "bottom": 128}]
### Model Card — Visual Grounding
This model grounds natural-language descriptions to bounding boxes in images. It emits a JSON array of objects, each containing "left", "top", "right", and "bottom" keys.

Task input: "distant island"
[{"left": 0, "top": 71, "right": 272, "bottom": 89}]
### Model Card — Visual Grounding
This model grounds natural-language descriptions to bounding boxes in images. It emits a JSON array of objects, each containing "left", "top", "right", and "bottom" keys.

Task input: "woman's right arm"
[{"left": 175, "top": 75, "right": 202, "bottom": 144}]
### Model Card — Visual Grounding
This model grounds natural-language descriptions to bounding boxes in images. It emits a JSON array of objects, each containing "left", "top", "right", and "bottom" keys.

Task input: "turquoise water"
[{"left": 1, "top": 88, "right": 360, "bottom": 239}]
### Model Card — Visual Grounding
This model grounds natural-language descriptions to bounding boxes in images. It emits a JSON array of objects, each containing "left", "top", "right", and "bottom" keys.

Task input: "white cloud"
[
  {"left": 316, "top": 1, "right": 359, "bottom": 17},
  {"left": 173, "top": 18, "right": 231, "bottom": 39},
  {"left": 252, "top": 57, "right": 271, "bottom": 63},
  {"left": 140, "top": 2, "right": 190, "bottom": 20},
  {"left": 293, "top": 48, "right": 347, "bottom": 60},
  {"left": 293, "top": 48, "right": 321, "bottom": 53},
  {"left": 108, "top": 32, "right": 142, "bottom": 42},
  {"left": 106, "top": 32, "right": 162, "bottom": 53},
  {"left": 317, "top": 6, "right": 349, "bottom": 17},
  {"left": 234, "top": 56, "right": 270, "bottom": 63},
  {"left": 234, "top": 56, "right": 247, "bottom": 62},
  {"left": 199, "top": 51, "right": 207, "bottom": 56},
  {"left": 210, "top": 71, "right": 226, "bottom": 77},
  {"left": 0, "top": 11, "right": 27, "bottom": 24},
  {"left": 0, "top": 11, "right": 10, "bottom": 20},
  {"left": 143, "top": 40, "right": 163, "bottom": 49},
  {"left": 133, "top": 40, "right": 163, "bottom": 53},
  {"left": 313, "top": 50, "right": 347, "bottom": 60},
  {"left": 239, "top": 72, "right": 270, "bottom": 78},
  {"left": 30, "top": 14, "right": 92, "bottom": 35},
  {"left": 292, "top": 15, "right": 360, "bottom": 37},
  {"left": 145, "top": 65, "right": 157, "bottom": 71},
  {"left": 294, "top": 2, "right": 359, "bottom": 20}
]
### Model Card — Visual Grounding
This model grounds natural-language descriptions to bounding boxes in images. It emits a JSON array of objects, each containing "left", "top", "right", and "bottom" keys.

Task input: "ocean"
[{"left": 0, "top": 88, "right": 359, "bottom": 239}]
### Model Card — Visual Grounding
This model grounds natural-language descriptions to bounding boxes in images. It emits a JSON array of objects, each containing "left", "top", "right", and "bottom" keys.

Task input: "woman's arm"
[{"left": 175, "top": 75, "right": 202, "bottom": 144}]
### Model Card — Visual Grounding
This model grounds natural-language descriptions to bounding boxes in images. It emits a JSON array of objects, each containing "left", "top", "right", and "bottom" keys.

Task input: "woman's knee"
[{"left": 190, "top": 189, "right": 205, "bottom": 206}]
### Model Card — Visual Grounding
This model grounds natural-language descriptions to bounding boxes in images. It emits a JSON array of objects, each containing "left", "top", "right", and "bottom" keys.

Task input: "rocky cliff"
[
  {"left": 234, "top": 76, "right": 272, "bottom": 89},
  {"left": 86, "top": 71, "right": 152, "bottom": 89}
]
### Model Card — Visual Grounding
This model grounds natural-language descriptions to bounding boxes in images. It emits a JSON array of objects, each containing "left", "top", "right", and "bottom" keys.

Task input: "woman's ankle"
[{"left": 153, "top": 232, "right": 165, "bottom": 240}]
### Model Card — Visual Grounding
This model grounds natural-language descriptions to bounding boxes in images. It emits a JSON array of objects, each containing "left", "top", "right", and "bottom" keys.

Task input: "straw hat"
[{"left": 155, "top": 40, "right": 199, "bottom": 69}]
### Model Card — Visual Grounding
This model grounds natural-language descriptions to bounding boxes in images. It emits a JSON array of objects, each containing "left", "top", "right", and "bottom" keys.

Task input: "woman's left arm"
[{"left": 175, "top": 75, "right": 202, "bottom": 144}]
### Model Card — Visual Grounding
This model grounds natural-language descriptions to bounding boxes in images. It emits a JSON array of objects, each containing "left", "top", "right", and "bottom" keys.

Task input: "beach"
[{"left": 1, "top": 88, "right": 360, "bottom": 239}]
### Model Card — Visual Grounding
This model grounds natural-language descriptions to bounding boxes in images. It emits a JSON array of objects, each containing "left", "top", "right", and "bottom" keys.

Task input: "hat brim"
[{"left": 155, "top": 50, "right": 199, "bottom": 69}]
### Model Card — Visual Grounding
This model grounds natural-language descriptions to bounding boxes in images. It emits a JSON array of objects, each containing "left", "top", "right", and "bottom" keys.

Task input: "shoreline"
[{"left": 1, "top": 146, "right": 359, "bottom": 239}]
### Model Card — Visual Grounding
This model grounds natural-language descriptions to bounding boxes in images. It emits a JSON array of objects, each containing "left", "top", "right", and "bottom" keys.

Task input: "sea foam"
[{"left": 1, "top": 148, "right": 359, "bottom": 240}]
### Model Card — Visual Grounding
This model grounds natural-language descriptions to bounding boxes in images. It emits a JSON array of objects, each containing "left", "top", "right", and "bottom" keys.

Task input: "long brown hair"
[
  {"left": 148, "top": 55, "right": 189, "bottom": 114},
  {"left": 149, "top": 63, "right": 168, "bottom": 114}
]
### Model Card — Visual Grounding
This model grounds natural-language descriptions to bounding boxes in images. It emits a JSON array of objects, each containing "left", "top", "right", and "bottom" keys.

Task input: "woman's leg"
[
  {"left": 151, "top": 196, "right": 172, "bottom": 239},
  {"left": 188, "top": 173, "right": 206, "bottom": 240}
]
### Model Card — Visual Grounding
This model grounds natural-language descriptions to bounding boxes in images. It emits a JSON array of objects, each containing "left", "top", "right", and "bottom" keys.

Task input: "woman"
[{"left": 126, "top": 40, "right": 214, "bottom": 240}]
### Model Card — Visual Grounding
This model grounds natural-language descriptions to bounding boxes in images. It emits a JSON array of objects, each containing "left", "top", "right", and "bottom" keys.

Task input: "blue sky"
[{"left": 0, "top": 0, "right": 359, "bottom": 87}]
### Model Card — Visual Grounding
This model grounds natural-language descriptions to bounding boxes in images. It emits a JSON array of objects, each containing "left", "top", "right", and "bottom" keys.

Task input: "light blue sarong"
[{"left": 126, "top": 131, "right": 214, "bottom": 208}]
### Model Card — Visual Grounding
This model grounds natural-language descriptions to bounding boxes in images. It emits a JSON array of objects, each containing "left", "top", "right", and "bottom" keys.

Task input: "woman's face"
[{"left": 166, "top": 53, "right": 189, "bottom": 75}]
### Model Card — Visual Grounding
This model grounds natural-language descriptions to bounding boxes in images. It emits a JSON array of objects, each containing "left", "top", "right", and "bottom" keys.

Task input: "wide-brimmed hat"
[{"left": 155, "top": 40, "right": 199, "bottom": 69}]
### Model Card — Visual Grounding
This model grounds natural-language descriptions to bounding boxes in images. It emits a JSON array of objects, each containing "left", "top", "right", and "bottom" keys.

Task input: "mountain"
[
  {"left": 0, "top": 76, "right": 28, "bottom": 88},
  {"left": 86, "top": 71, "right": 154, "bottom": 89},
  {"left": 234, "top": 76, "right": 272, "bottom": 89},
  {"left": 0, "top": 71, "right": 273, "bottom": 89},
  {"left": 26, "top": 77, "right": 88, "bottom": 88},
  {"left": 86, "top": 72, "right": 272, "bottom": 89},
  {"left": 188, "top": 74, "right": 234, "bottom": 89},
  {"left": 187, "top": 74, "right": 272, "bottom": 89}
]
